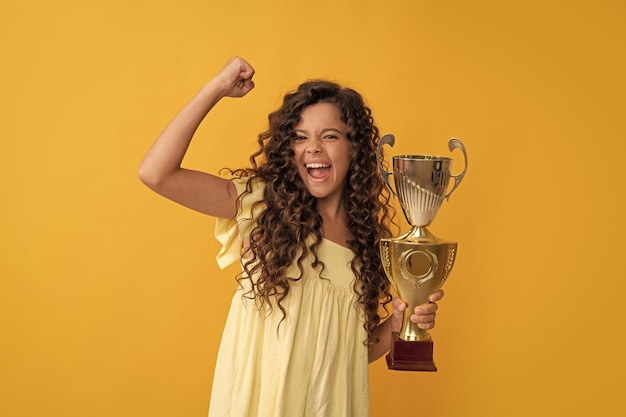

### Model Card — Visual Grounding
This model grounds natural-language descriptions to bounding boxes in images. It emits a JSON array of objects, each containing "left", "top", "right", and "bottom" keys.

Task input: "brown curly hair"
[{"left": 229, "top": 80, "right": 395, "bottom": 345}]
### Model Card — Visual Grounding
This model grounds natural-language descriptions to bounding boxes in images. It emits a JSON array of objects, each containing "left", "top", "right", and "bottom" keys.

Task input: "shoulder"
[
  {"left": 230, "top": 176, "right": 266, "bottom": 202},
  {"left": 230, "top": 176, "right": 267, "bottom": 220}
]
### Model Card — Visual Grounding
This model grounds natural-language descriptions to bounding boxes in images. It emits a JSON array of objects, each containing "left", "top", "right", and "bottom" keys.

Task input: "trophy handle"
[
  {"left": 444, "top": 138, "right": 468, "bottom": 200},
  {"left": 376, "top": 134, "right": 397, "bottom": 197}
]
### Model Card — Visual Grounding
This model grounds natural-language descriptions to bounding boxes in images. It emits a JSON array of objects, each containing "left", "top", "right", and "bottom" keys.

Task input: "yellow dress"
[{"left": 209, "top": 177, "right": 370, "bottom": 417}]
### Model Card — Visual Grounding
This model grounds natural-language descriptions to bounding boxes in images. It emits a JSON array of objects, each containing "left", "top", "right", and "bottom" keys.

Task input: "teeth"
[{"left": 306, "top": 163, "right": 330, "bottom": 168}]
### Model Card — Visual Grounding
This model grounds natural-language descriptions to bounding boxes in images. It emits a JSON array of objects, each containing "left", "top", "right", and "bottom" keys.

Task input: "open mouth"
[{"left": 306, "top": 162, "right": 331, "bottom": 179}]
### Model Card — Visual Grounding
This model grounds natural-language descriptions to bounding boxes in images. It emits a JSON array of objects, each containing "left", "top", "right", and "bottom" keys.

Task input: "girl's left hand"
[{"left": 391, "top": 289, "right": 444, "bottom": 331}]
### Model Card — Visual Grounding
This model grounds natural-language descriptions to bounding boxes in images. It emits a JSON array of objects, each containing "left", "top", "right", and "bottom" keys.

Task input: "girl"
[{"left": 139, "top": 56, "right": 443, "bottom": 417}]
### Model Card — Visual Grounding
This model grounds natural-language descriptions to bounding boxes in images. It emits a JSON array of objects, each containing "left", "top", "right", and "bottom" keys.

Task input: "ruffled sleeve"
[{"left": 214, "top": 176, "right": 266, "bottom": 269}]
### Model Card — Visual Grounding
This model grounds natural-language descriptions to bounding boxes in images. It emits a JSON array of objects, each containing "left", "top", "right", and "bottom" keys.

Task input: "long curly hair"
[{"left": 229, "top": 80, "right": 395, "bottom": 345}]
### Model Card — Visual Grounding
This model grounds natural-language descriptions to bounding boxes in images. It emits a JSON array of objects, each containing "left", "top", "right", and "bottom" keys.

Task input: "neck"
[
  {"left": 317, "top": 197, "right": 352, "bottom": 247},
  {"left": 316, "top": 196, "right": 345, "bottom": 221}
]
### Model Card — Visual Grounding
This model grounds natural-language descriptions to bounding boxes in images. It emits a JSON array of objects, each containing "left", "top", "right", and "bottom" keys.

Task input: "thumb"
[
  {"left": 238, "top": 79, "right": 255, "bottom": 95},
  {"left": 392, "top": 297, "right": 406, "bottom": 319},
  {"left": 390, "top": 298, "right": 407, "bottom": 332}
]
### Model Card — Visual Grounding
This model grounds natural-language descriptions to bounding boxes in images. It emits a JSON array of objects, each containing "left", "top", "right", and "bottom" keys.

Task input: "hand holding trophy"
[{"left": 376, "top": 135, "right": 468, "bottom": 371}]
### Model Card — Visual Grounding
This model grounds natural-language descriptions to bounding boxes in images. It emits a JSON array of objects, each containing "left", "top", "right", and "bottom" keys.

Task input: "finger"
[
  {"left": 414, "top": 302, "right": 438, "bottom": 316},
  {"left": 241, "top": 79, "right": 255, "bottom": 93},
  {"left": 228, "top": 56, "right": 255, "bottom": 81},
  {"left": 417, "top": 319, "right": 436, "bottom": 330},
  {"left": 391, "top": 298, "right": 408, "bottom": 320},
  {"left": 233, "top": 77, "right": 255, "bottom": 95},
  {"left": 411, "top": 311, "right": 436, "bottom": 322},
  {"left": 218, "top": 57, "right": 255, "bottom": 96},
  {"left": 428, "top": 289, "right": 444, "bottom": 303},
  {"left": 392, "top": 297, "right": 407, "bottom": 310},
  {"left": 238, "top": 62, "right": 255, "bottom": 80},
  {"left": 392, "top": 298, "right": 406, "bottom": 315},
  {"left": 390, "top": 298, "right": 406, "bottom": 331},
  {"left": 410, "top": 309, "right": 436, "bottom": 330}
]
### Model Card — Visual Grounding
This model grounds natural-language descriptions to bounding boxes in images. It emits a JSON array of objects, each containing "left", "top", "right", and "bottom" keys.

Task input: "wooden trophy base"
[{"left": 386, "top": 332, "right": 438, "bottom": 372}]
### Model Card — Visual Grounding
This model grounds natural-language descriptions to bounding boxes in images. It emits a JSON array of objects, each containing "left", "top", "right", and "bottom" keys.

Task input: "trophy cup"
[{"left": 376, "top": 134, "right": 468, "bottom": 371}]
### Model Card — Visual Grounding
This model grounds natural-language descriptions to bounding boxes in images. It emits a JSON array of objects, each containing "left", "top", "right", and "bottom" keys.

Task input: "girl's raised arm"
[{"left": 138, "top": 57, "right": 255, "bottom": 218}]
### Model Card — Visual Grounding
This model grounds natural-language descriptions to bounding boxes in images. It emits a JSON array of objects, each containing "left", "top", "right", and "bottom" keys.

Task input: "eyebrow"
[{"left": 293, "top": 128, "right": 345, "bottom": 134}]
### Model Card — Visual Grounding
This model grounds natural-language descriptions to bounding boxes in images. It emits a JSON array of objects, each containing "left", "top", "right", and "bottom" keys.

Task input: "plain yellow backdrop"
[{"left": 2, "top": 0, "right": 625, "bottom": 416}]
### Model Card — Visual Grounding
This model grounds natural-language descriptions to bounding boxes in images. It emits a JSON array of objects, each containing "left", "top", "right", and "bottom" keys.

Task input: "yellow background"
[{"left": 2, "top": 0, "right": 625, "bottom": 416}]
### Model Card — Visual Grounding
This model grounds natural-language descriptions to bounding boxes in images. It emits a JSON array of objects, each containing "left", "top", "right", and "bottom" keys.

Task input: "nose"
[{"left": 306, "top": 138, "right": 322, "bottom": 154}]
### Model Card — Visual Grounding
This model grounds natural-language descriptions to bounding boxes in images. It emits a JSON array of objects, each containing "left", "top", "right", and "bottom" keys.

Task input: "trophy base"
[{"left": 386, "top": 332, "right": 437, "bottom": 372}]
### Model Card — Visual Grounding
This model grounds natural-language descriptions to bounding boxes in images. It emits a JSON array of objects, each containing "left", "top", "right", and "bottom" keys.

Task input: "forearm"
[
  {"left": 137, "top": 57, "right": 255, "bottom": 217},
  {"left": 368, "top": 315, "right": 398, "bottom": 363},
  {"left": 138, "top": 78, "right": 230, "bottom": 187}
]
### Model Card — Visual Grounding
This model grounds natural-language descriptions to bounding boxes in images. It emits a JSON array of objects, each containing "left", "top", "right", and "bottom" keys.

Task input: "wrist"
[
  {"left": 202, "top": 77, "right": 231, "bottom": 99},
  {"left": 389, "top": 313, "right": 403, "bottom": 333}
]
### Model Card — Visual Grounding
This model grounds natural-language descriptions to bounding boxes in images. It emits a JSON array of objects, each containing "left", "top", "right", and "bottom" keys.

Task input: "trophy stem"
[
  {"left": 401, "top": 225, "right": 439, "bottom": 243},
  {"left": 399, "top": 325, "right": 431, "bottom": 342}
]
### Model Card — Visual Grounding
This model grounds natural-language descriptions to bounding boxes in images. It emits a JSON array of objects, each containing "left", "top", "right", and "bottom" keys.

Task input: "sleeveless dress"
[{"left": 208, "top": 177, "right": 370, "bottom": 417}]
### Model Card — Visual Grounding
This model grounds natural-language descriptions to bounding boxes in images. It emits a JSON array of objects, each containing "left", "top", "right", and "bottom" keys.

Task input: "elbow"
[
  {"left": 137, "top": 163, "right": 151, "bottom": 186},
  {"left": 137, "top": 162, "right": 163, "bottom": 190},
  {"left": 138, "top": 161, "right": 180, "bottom": 193}
]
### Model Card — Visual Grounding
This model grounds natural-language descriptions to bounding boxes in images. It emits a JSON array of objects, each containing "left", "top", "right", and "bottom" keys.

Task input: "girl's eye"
[
  {"left": 294, "top": 135, "right": 307, "bottom": 141},
  {"left": 324, "top": 135, "right": 338, "bottom": 139}
]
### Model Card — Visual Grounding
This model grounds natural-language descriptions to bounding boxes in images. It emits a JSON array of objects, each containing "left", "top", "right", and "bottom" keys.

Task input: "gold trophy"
[{"left": 377, "top": 134, "right": 468, "bottom": 371}]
